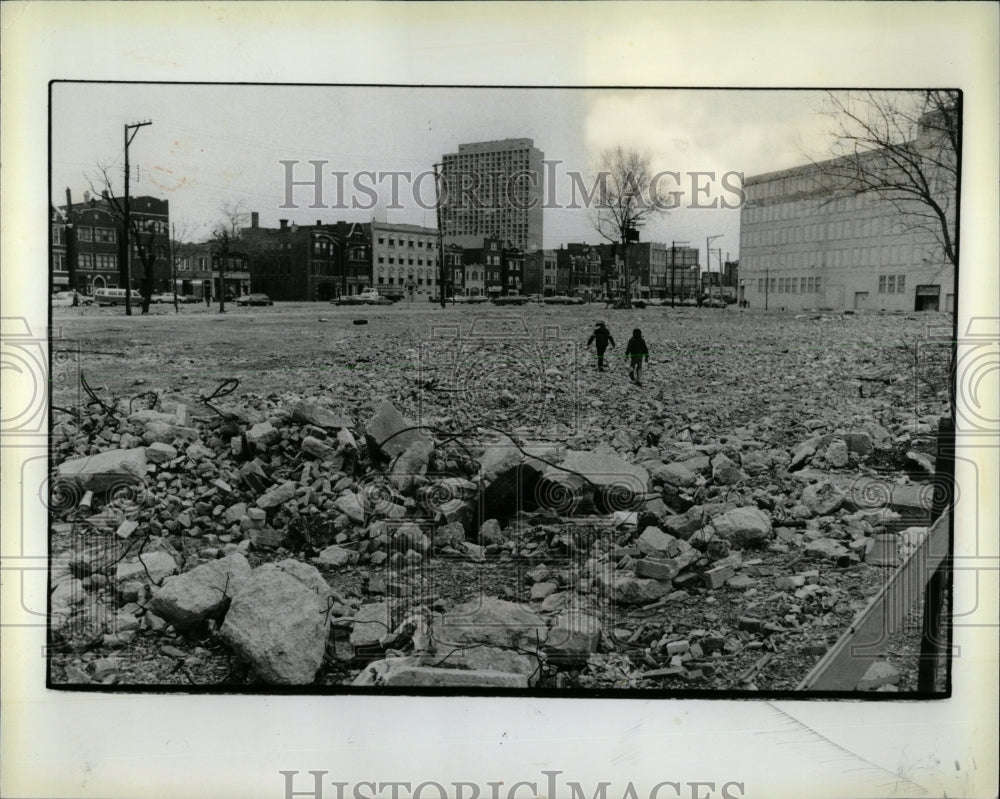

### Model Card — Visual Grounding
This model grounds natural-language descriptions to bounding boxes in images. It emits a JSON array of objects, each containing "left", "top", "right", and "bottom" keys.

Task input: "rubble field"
[{"left": 47, "top": 303, "right": 952, "bottom": 692}]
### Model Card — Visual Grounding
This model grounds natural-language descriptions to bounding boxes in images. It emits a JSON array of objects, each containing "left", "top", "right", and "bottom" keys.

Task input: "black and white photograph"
[
  {"left": 46, "top": 83, "right": 959, "bottom": 694},
  {"left": 2, "top": 3, "right": 997, "bottom": 799}
]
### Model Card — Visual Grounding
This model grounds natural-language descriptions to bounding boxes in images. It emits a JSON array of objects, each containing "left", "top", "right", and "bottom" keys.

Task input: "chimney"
[
  {"left": 251, "top": 211, "right": 259, "bottom": 228},
  {"left": 280, "top": 219, "right": 288, "bottom": 231},
  {"left": 316, "top": 219, "right": 322, "bottom": 227}
]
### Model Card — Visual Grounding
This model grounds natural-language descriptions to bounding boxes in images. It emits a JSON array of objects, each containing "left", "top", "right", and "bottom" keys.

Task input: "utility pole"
[
  {"left": 123, "top": 120, "right": 152, "bottom": 316},
  {"left": 764, "top": 266, "right": 770, "bottom": 311},
  {"left": 433, "top": 162, "right": 446, "bottom": 309},
  {"left": 706, "top": 234, "right": 722, "bottom": 306},
  {"left": 64, "top": 188, "right": 78, "bottom": 293},
  {"left": 170, "top": 223, "right": 179, "bottom": 313}
]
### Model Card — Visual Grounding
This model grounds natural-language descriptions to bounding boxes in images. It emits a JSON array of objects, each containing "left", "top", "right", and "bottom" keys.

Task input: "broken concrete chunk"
[
  {"left": 801, "top": 480, "right": 845, "bottom": 516},
  {"left": 636, "top": 526, "right": 682, "bottom": 558},
  {"left": 150, "top": 553, "right": 251, "bottom": 629},
  {"left": 350, "top": 602, "right": 391, "bottom": 649},
  {"left": 335, "top": 491, "right": 366, "bottom": 523},
  {"left": 365, "top": 400, "right": 431, "bottom": 459},
  {"left": 291, "top": 401, "right": 351, "bottom": 430},
  {"left": 246, "top": 421, "right": 280, "bottom": 448},
  {"left": 595, "top": 570, "right": 670, "bottom": 605},
  {"left": 804, "top": 537, "right": 850, "bottom": 561},
  {"left": 256, "top": 480, "right": 296, "bottom": 509},
  {"left": 57, "top": 447, "right": 147, "bottom": 492},
  {"left": 315, "top": 545, "right": 360, "bottom": 568},
  {"left": 710, "top": 507, "right": 773, "bottom": 548},
  {"left": 354, "top": 659, "right": 528, "bottom": 688},
  {"left": 219, "top": 564, "right": 329, "bottom": 685},
  {"left": 301, "top": 436, "right": 339, "bottom": 461},
  {"left": 439, "top": 596, "right": 547, "bottom": 648},
  {"left": 388, "top": 439, "right": 434, "bottom": 494},
  {"left": 856, "top": 660, "right": 901, "bottom": 690},
  {"left": 145, "top": 442, "right": 178, "bottom": 464},
  {"left": 546, "top": 612, "right": 601, "bottom": 664},
  {"left": 115, "top": 551, "right": 178, "bottom": 584}
]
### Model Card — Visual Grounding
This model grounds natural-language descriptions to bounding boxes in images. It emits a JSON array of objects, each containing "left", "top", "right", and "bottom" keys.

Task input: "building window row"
[
  {"left": 757, "top": 276, "right": 823, "bottom": 294},
  {"left": 878, "top": 274, "right": 906, "bottom": 293}
]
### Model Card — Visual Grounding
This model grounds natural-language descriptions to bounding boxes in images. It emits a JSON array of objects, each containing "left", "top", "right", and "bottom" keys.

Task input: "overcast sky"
[{"left": 51, "top": 84, "right": 842, "bottom": 264}]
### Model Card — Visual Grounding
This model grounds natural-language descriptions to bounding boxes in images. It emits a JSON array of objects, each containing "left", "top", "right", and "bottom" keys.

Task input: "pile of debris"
[{"left": 48, "top": 384, "right": 940, "bottom": 689}]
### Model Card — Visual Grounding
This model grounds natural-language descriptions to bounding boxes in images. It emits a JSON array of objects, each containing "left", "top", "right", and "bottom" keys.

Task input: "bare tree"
[
  {"left": 590, "top": 147, "right": 669, "bottom": 308},
  {"left": 211, "top": 201, "right": 251, "bottom": 313},
  {"left": 88, "top": 165, "right": 165, "bottom": 315},
  {"left": 814, "top": 90, "right": 960, "bottom": 270}
]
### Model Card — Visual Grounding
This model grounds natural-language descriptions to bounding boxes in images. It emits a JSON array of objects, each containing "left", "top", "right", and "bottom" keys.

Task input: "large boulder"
[
  {"left": 709, "top": 507, "right": 773, "bottom": 549},
  {"left": 219, "top": 564, "right": 329, "bottom": 685},
  {"left": 150, "top": 553, "right": 252, "bottom": 629},
  {"left": 439, "top": 597, "right": 547, "bottom": 649},
  {"left": 57, "top": 447, "right": 147, "bottom": 492}
]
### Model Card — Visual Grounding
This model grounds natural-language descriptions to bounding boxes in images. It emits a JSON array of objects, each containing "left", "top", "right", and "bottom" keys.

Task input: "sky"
[{"left": 51, "top": 84, "right": 844, "bottom": 266}]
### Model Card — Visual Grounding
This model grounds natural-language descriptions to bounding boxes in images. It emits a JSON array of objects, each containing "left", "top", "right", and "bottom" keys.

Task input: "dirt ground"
[{"left": 48, "top": 301, "right": 952, "bottom": 693}]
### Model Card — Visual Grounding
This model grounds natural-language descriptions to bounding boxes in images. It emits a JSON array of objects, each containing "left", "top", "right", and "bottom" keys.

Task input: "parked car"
[
  {"left": 236, "top": 293, "right": 273, "bottom": 306},
  {"left": 543, "top": 295, "right": 585, "bottom": 305},
  {"left": 51, "top": 290, "right": 94, "bottom": 306},
  {"left": 492, "top": 295, "right": 529, "bottom": 306},
  {"left": 149, "top": 292, "right": 175, "bottom": 304},
  {"left": 94, "top": 288, "right": 143, "bottom": 307}
]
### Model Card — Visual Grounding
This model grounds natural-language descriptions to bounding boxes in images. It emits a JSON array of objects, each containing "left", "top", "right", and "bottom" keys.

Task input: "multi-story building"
[
  {"left": 173, "top": 241, "right": 251, "bottom": 300},
  {"left": 523, "top": 249, "right": 558, "bottom": 296},
  {"left": 441, "top": 138, "right": 544, "bottom": 252},
  {"left": 739, "top": 116, "right": 956, "bottom": 312},
  {"left": 51, "top": 194, "right": 170, "bottom": 295},
  {"left": 370, "top": 221, "right": 439, "bottom": 299},
  {"left": 557, "top": 243, "right": 603, "bottom": 298}
]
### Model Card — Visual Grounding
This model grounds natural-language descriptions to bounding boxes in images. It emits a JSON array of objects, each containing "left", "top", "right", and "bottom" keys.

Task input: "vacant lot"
[{"left": 48, "top": 302, "right": 951, "bottom": 692}]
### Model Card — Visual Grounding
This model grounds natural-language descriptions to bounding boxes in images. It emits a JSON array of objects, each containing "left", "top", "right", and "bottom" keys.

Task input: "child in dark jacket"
[
  {"left": 624, "top": 328, "right": 650, "bottom": 385},
  {"left": 587, "top": 321, "right": 616, "bottom": 371}
]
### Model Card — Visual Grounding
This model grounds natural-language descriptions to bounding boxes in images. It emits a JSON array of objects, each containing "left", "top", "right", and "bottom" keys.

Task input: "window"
[
  {"left": 378, "top": 257, "right": 384, "bottom": 264},
  {"left": 896, "top": 275, "right": 905, "bottom": 293},
  {"left": 815, "top": 277, "right": 822, "bottom": 292},
  {"left": 78, "top": 227, "right": 93, "bottom": 242},
  {"left": 378, "top": 237, "right": 385, "bottom": 245},
  {"left": 886, "top": 275, "right": 896, "bottom": 293},
  {"left": 96, "top": 254, "right": 117, "bottom": 270},
  {"left": 53, "top": 253, "right": 66, "bottom": 270},
  {"left": 96, "top": 227, "right": 117, "bottom": 243},
  {"left": 79, "top": 253, "right": 94, "bottom": 269},
  {"left": 52, "top": 227, "right": 64, "bottom": 245},
  {"left": 378, "top": 277, "right": 384, "bottom": 284}
]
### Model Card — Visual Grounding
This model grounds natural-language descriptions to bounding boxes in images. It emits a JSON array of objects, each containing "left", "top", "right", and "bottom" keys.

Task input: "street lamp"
[{"left": 706, "top": 234, "right": 722, "bottom": 304}]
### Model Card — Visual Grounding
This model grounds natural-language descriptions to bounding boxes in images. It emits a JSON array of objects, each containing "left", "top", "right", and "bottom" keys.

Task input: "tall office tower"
[{"left": 440, "top": 138, "right": 544, "bottom": 252}]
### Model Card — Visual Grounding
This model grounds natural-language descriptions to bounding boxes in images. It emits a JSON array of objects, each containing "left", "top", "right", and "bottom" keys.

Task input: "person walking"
[
  {"left": 587, "top": 321, "right": 616, "bottom": 372},
  {"left": 624, "top": 328, "right": 650, "bottom": 385}
]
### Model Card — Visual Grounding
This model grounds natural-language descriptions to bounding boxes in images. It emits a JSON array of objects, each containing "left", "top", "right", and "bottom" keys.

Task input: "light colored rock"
[
  {"left": 219, "top": 564, "right": 329, "bottom": 685},
  {"left": 256, "top": 481, "right": 296, "bottom": 509},
  {"left": 439, "top": 597, "right": 547, "bottom": 648},
  {"left": 478, "top": 518, "right": 505, "bottom": 546},
  {"left": 595, "top": 570, "right": 670, "bottom": 605},
  {"left": 546, "top": 612, "right": 601, "bottom": 664},
  {"left": 315, "top": 545, "right": 359, "bottom": 568},
  {"left": 115, "top": 551, "right": 178, "bottom": 584},
  {"left": 365, "top": 400, "right": 432, "bottom": 458},
  {"left": 350, "top": 602, "right": 391, "bottom": 648},
  {"left": 291, "top": 401, "right": 351, "bottom": 430},
  {"left": 801, "top": 480, "right": 845, "bottom": 516},
  {"left": 302, "top": 436, "right": 338, "bottom": 460},
  {"left": 389, "top": 439, "right": 433, "bottom": 493},
  {"left": 710, "top": 507, "right": 773, "bottom": 548},
  {"left": 824, "top": 439, "right": 850, "bottom": 468},
  {"left": 353, "top": 659, "right": 528, "bottom": 688},
  {"left": 637, "top": 526, "right": 682, "bottom": 558},
  {"left": 246, "top": 421, "right": 280, "bottom": 448},
  {"left": 335, "top": 491, "right": 366, "bottom": 523},
  {"left": 150, "top": 553, "right": 252, "bottom": 629},
  {"left": 145, "top": 442, "right": 178, "bottom": 464},
  {"left": 57, "top": 447, "right": 147, "bottom": 492},
  {"left": 804, "top": 537, "right": 850, "bottom": 561},
  {"left": 856, "top": 660, "right": 901, "bottom": 690}
]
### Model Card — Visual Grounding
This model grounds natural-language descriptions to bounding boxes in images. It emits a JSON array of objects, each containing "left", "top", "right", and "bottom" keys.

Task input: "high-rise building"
[{"left": 440, "top": 138, "right": 544, "bottom": 252}]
